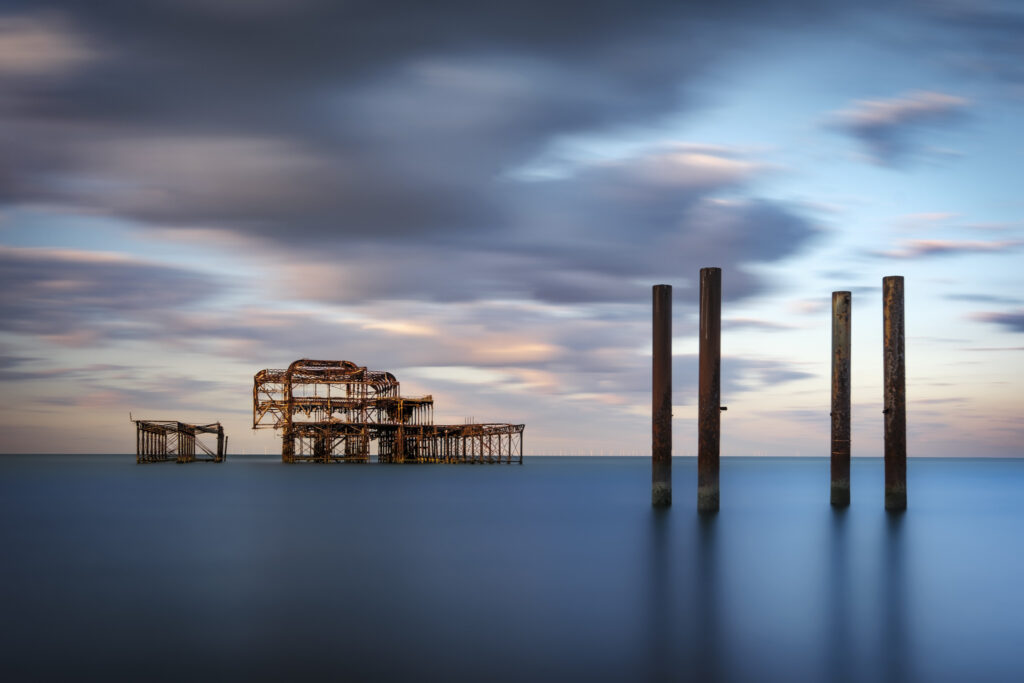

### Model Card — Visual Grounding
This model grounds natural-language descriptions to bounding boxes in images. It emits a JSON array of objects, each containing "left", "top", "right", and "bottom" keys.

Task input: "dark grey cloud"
[
  {"left": 921, "top": 0, "right": 1024, "bottom": 90},
  {"left": 589, "top": 352, "right": 815, "bottom": 400},
  {"left": 0, "top": 2, "right": 816, "bottom": 229},
  {"left": 0, "top": 359, "right": 128, "bottom": 381},
  {"left": 278, "top": 182, "right": 819, "bottom": 305},
  {"left": 34, "top": 374, "right": 250, "bottom": 415},
  {"left": 0, "top": 246, "right": 221, "bottom": 343},
  {"left": 725, "top": 358, "right": 816, "bottom": 391},
  {"left": 972, "top": 310, "right": 1024, "bottom": 333},
  {"left": 0, "top": 0, "right": 840, "bottom": 307},
  {"left": 831, "top": 91, "right": 970, "bottom": 166}
]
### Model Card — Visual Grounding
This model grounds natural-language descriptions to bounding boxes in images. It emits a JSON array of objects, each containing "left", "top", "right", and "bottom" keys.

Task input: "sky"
[{"left": 1, "top": 0, "right": 1022, "bottom": 456}]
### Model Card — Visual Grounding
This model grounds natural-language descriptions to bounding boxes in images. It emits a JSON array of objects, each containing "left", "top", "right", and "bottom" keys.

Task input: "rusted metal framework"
[
  {"left": 254, "top": 359, "right": 524, "bottom": 463},
  {"left": 133, "top": 419, "right": 227, "bottom": 464}
]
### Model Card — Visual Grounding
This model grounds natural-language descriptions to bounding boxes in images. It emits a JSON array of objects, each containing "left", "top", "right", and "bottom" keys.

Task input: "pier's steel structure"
[
  {"left": 133, "top": 420, "right": 227, "bottom": 463},
  {"left": 253, "top": 359, "right": 524, "bottom": 463}
]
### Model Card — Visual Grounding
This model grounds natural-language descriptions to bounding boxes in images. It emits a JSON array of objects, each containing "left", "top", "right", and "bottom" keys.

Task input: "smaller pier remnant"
[
  {"left": 698, "top": 267, "right": 722, "bottom": 513},
  {"left": 831, "top": 291, "right": 852, "bottom": 506},
  {"left": 133, "top": 419, "right": 227, "bottom": 464},
  {"left": 883, "top": 276, "right": 906, "bottom": 511},
  {"left": 652, "top": 284, "right": 672, "bottom": 507}
]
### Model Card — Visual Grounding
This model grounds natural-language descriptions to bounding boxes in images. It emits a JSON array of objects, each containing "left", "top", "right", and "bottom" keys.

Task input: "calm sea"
[{"left": 2, "top": 455, "right": 1023, "bottom": 682}]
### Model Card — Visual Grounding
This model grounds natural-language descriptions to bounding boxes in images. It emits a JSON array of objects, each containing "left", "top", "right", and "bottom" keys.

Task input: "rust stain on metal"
[
  {"left": 652, "top": 284, "right": 672, "bottom": 506},
  {"left": 132, "top": 419, "right": 227, "bottom": 464},
  {"left": 831, "top": 291, "right": 851, "bottom": 507},
  {"left": 698, "top": 267, "right": 721, "bottom": 513},
  {"left": 883, "top": 276, "right": 907, "bottom": 510},
  {"left": 254, "top": 359, "right": 524, "bottom": 463}
]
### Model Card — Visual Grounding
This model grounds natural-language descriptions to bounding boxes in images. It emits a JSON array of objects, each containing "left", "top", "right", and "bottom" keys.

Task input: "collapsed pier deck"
[
  {"left": 254, "top": 359, "right": 523, "bottom": 463},
  {"left": 133, "top": 420, "right": 227, "bottom": 464}
]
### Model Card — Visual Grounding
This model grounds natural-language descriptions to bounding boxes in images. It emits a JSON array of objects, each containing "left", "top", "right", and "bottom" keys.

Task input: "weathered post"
[
  {"left": 831, "top": 291, "right": 851, "bottom": 507},
  {"left": 883, "top": 276, "right": 906, "bottom": 510},
  {"left": 652, "top": 284, "right": 672, "bottom": 507},
  {"left": 217, "top": 424, "right": 225, "bottom": 461},
  {"left": 698, "top": 267, "right": 721, "bottom": 513}
]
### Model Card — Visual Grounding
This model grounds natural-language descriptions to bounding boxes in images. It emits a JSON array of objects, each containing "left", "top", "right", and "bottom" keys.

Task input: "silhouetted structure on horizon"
[
  {"left": 132, "top": 419, "right": 226, "bottom": 464},
  {"left": 253, "top": 359, "right": 523, "bottom": 463}
]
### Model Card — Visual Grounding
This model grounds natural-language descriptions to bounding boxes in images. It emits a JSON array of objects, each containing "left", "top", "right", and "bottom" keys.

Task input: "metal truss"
[{"left": 254, "top": 359, "right": 523, "bottom": 464}]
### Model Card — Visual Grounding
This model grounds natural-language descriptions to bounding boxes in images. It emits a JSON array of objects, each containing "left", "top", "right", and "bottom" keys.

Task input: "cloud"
[
  {"left": 0, "top": 245, "right": 222, "bottom": 343},
  {"left": 873, "top": 239, "right": 1020, "bottom": 259},
  {"left": 725, "top": 358, "right": 817, "bottom": 391},
  {"left": 946, "top": 293, "right": 1024, "bottom": 305},
  {"left": 921, "top": 1, "right": 1024, "bottom": 90},
  {"left": 894, "top": 212, "right": 959, "bottom": 232},
  {"left": 0, "top": 2, "right": 829, "bottom": 308},
  {"left": 789, "top": 298, "right": 830, "bottom": 316},
  {"left": 831, "top": 91, "right": 970, "bottom": 165},
  {"left": 251, "top": 143, "right": 818, "bottom": 305},
  {"left": 723, "top": 318, "right": 800, "bottom": 331},
  {"left": 0, "top": 12, "right": 98, "bottom": 77},
  {"left": 971, "top": 310, "right": 1024, "bottom": 333},
  {"left": 0, "top": 359, "right": 128, "bottom": 382}
]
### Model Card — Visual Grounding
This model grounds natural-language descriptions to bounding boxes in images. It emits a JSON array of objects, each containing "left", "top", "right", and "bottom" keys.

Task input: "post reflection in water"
[
  {"left": 827, "top": 507, "right": 854, "bottom": 683},
  {"left": 882, "top": 512, "right": 909, "bottom": 683},
  {"left": 643, "top": 509, "right": 721, "bottom": 680},
  {"left": 646, "top": 508, "right": 671, "bottom": 680},
  {"left": 695, "top": 513, "right": 721, "bottom": 681}
]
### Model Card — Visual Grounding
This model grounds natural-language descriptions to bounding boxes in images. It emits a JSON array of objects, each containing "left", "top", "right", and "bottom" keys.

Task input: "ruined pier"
[
  {"left": 133, "top": 419, "right": 227, "bottom": 464},
  {"left": 253, "top": 359, "right": 524, "bottom": 463}
]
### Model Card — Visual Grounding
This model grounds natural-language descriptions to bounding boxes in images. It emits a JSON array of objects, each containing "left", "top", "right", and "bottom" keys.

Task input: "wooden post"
[
  {"left": 698, "top": 267, "right": 721, "bottom": 513},
  {"left": 217, "top": 424, "right": 225, "bottom": 462},
  {"left": 883, "top": 276, "right": 906, "bottom": 510},
  {"left": 652, "top": 284, "right": 672, "bottom": 507},
  {"left": 831, "top": 291, "right": 851, "bottom": 506}
]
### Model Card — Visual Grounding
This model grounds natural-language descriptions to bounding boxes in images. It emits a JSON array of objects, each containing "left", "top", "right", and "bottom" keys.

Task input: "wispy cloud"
[
  {"left": 894, "top": 212, "right": 959, "bottom": 231},
  {"left": 722, "top": 318, "right": 800, "bottom": 331},
  {"left": 0, "top": 12, "right": 99, "bottom": 77},
  {"left": 831, "top": 91, "right": 970, "bottom": 165},
  {"left": 0, "top": 245, "right": 223, "bottom": 344},
  {"left": 946, "top": 293, "right": 1024, "bottom": 305},
  {"left": 971, "top": 310, "right": 1024, "bottom": 333},
  {"left": 872, "top": 239, "right": 1020, "bottom": 259}
]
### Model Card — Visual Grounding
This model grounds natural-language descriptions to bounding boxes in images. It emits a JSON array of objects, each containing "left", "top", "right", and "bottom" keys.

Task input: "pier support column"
[
  {"left": 883, "top": 276, "right": 906, "bottom": 511},
  {"left": 831, "top": 292, "right": 851, "bottom": 507},
  {"left": 217, "top": 425, "right": 225, "bottom": 462},
  {"left": 652, "top": 284, "right": 672, "bottom": 507},
  {"left": 698, "top": 268, "right": 721, "bottom": 513},
  {"left": 282, "top": 425, "right": 295, "bottom": 463},
  {"left": 313, "top": 429, "right": 330, "bottom": 461}
]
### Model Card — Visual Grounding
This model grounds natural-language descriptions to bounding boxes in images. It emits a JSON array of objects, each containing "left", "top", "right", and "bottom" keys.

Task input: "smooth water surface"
[{"left": 2, "top": 456, "right": 1023, "bottom": 682}]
